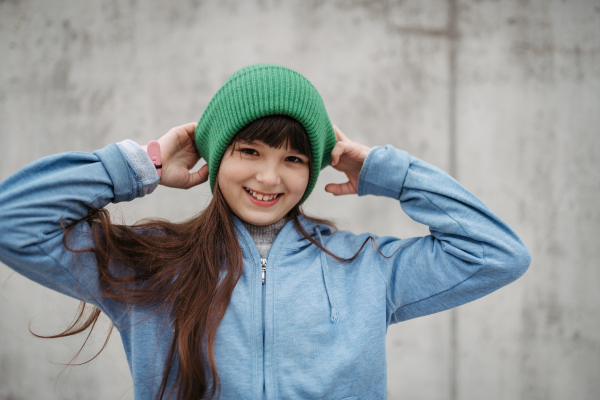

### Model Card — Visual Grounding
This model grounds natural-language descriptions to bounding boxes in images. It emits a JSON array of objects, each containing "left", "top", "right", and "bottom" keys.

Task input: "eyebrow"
[{"left": 237, "top": 139, "right": 258, "bottom": 145}]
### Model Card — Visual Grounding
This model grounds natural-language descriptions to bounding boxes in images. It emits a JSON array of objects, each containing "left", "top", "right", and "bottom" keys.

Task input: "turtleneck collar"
[{"left": 239, "top": 216, "right": 291, "bottom": 259}]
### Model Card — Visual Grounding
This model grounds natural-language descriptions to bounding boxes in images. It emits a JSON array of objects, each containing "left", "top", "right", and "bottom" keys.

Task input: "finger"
[
  {"left": 184, "top": 163, "right": 209, "bottom": 189},
  {"left": 168, "top": 123, "right": 196, "bottom": 146},
  {"left": 174, "top": 123, "right": 201, "bottom": 158},
  {"left": 332, "top": 125, "right": 351, "bottom": 142},
  {"left": 324, "top": 181, "right": 356, "bottom": 196},
  {"left": 179, "top": 122, "right": 198, "bottom": 135},
  {"left": 330, "top": 141, "right": 349, "bottom": 166},
  {"left": 169, "top": 122, "right": 197, "bottom": 138},
  {"left": 332, "top": 125, "right": 341, "bottom": 142},
  {"left": 168, "top": 123, "right": 198, "bottom": 144},
  {"left": 186, "top": 128, "right": 202, "bottom": 158}
]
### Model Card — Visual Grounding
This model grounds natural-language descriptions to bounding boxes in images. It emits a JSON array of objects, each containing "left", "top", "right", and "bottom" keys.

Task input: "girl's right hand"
[{"left": 155, "top": 122, "right": 209, "bottom": 189}]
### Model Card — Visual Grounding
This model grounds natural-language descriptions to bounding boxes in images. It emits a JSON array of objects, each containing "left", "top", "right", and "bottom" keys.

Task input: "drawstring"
[{"left": 313, "top": 226, "right": 339, "bottom": 324}]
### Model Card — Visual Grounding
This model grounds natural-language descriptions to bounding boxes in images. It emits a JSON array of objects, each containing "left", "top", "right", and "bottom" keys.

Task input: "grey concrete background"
[{"left": 1, "top": 0, "right": 598, "bottom": 399}]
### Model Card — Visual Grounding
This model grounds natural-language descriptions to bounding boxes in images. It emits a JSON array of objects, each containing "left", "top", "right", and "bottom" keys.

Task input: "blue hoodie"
[{"left": 0, "top": 142, "right": 531, "bottom": 399}]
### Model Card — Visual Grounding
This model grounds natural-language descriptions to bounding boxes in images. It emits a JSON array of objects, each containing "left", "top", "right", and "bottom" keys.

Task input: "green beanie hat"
[{"left": 194, "top": 63, "right": 337, "bottom": 204}]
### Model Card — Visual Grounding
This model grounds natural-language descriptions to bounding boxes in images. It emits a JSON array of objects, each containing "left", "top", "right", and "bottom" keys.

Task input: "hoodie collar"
[
  {"left": 232, "top": 214, "right": 332, "bottom": 244},
  {"left": 232, "top": 213, "right": 339, "bottom": 324}
]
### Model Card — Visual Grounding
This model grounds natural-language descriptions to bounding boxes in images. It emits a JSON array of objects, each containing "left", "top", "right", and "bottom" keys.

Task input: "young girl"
[{"left": 0, "top": 63, "right": 531, "bottom": 400}]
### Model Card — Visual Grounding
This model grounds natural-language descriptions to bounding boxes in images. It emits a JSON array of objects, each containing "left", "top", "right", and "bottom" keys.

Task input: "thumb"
[
  {"left": 184, "top": 163, "right": 209, "bottom": 189},
  {"left": 324, "top": 181, "right": 356, "bottom": 196}
]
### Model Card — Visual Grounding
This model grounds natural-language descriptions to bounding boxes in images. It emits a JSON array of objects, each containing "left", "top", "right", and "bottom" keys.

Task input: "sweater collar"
[
  {"left": 232, "top": 214, "right": 332, "bottom": 246},
  {"left": 239, "top": 216, "right": 289, "bottom": 244}
]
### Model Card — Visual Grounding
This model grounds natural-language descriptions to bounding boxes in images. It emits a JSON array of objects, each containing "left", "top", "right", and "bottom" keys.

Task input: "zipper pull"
[{"left": 261, "top": 258, "right": 267, "bottom": 284}]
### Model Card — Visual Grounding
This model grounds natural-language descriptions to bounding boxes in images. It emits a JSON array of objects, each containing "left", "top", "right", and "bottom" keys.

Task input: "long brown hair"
[{"left": 35, "top": 115, "right": 398, "bottom": 400}]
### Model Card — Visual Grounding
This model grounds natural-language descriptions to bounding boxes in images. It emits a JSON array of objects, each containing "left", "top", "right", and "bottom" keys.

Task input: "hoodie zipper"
[{"left": 261, "top": 257, "right": 267, "bottom": 399}]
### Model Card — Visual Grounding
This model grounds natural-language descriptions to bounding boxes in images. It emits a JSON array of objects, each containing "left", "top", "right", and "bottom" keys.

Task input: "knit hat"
[{"left": 194, "top": 63, "right": 337, "bottom": 204}]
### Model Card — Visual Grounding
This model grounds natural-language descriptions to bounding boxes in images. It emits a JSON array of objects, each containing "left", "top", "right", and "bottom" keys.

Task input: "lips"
[
  {"left": 243, "top": 187, "right": 283, "bottom": 207},
  {"left": 244, "top": 187, "right": 283, "bottom": 201}
]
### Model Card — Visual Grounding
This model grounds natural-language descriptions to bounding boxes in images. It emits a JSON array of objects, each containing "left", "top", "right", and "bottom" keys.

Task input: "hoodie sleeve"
[
  {"left": 0, "top": 141, "right": 159, "bottom": 323},
  {"left": 356, "top": 145, "right": 531, "bottom": 324}
]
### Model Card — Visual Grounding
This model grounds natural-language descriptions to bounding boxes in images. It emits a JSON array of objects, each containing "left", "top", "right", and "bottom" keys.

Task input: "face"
[{"left": 217, "top": 139, "right": 310, "bottom": 226}]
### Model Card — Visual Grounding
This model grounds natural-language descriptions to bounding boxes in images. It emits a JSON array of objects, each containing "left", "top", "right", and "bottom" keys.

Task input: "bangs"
[{"left": 230, "top": 115, "right": 311, "bottom": 159}]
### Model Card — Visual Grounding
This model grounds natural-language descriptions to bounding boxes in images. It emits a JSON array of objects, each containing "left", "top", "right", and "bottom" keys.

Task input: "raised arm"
[
  {"left": 0, "top": 141, "right": 159, "bottom": 322},
  {"left": 326, "top": 125, "right": 531, "bottom": 324},
  {"left": 0, "top": 123, "right": 208, "bottom": 323}
]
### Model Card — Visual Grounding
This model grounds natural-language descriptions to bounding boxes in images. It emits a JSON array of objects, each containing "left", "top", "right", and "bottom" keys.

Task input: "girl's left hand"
[{"left": 325, "top": 125, "right": 372, "bottom": 196}]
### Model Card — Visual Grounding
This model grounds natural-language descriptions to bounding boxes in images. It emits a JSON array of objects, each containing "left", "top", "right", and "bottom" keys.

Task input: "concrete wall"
[{"left": 1, "top": 0, "right": 598, "bottom": 399}]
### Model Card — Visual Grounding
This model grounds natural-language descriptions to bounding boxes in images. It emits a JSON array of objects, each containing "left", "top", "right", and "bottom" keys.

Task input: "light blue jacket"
[{"left": 0, "top": 142, "right": 531, "bottom": 399}]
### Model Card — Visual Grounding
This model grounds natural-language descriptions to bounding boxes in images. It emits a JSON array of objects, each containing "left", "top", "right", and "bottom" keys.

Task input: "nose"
[{"left": 255, "top": 162, "right": 281, "bottom": 187}]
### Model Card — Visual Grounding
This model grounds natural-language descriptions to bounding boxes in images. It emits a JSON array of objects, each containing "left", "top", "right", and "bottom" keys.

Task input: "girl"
[{"left": 0, "top": 63, "right": 531, "bottom": 400}]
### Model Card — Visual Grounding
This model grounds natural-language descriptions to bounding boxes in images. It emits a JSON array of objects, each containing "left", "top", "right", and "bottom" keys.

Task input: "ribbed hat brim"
[{"left": 195, "top": 63, "right": 336, "bottom": 204}]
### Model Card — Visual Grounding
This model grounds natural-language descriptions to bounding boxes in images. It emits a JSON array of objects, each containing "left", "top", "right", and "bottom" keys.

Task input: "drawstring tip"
[
  {"left": 330, "top": 307, "right": 339, "bottom": 324},
  {"left": 315, "top": 225, "right": 340, "bottom": 325}
]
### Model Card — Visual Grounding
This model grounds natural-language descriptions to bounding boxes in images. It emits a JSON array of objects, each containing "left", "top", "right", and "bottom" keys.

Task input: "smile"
[{"left": 244, "top": 187, "right": 283, "bottom": 207}]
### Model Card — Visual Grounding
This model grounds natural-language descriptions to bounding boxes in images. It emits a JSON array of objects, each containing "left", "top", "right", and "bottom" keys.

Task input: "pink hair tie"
[{"left": 141, "top": 141, "right": 162, "bottom": 180}]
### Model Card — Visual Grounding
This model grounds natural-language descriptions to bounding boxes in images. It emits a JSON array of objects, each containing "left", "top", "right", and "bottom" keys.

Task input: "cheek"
[
  {"left": 286, "top": 168, "right": 310, "bottom": 196},
  {"left": 218, "top": 158, "right": 248, "bottom": 186},
  {"left": 217, "top": 165, "right": 241, "bottom": 200}
]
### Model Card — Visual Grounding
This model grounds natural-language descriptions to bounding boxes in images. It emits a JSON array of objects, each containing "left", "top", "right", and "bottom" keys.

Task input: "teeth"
[{"left": 246, "top": 188, "right": 279, "bottom": 201}]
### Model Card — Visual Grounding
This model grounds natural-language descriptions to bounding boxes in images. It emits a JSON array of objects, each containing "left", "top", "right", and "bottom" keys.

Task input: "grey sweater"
[{"left": 241, "top": 216, "right": 289, "bottom": 259}]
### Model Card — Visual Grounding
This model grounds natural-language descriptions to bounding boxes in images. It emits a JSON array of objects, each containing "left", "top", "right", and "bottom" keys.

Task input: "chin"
[
  {"left": 236, "top": 214, "right": 280, "bottom": 226},
  {"left": 241, "top": 214, "right": 281, "bottom": 226}
]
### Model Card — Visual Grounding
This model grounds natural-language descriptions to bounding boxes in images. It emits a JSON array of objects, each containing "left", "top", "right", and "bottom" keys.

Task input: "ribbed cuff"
[
  {"left": 356, "top": 145, "right": 411, "bottom": 200},
  {"left": 115, "top": 139, "right": 160, "bottom": 197}
]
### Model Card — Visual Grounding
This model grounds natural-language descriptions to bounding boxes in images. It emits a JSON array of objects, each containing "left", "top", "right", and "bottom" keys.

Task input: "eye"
[
  {"left": 240, "top": 148, "right": 258, "bottom": 156},
  {"left": 286, "top": 156, "right": 304, "bottom": 164}
]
